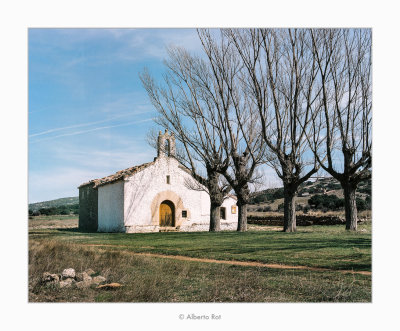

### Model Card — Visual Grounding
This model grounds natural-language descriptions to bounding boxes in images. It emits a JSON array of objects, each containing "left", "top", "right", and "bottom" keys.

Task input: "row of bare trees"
[{"left": 140, "top": 28, "right": 371, "bottom": 232}]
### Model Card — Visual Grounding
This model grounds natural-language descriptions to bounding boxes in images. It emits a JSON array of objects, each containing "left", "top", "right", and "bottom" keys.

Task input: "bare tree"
[
  {"left": 224, "top": 28, "right": 321, "bottom": 232},
  {"left": 197, "top": 29, "right": 266, "bottom": 232},
  {"left": 140, "top": 47, "right": 231, "bottom": 231},
  {"left": 309, "top": 28, "right": 372, "bottom": 231}
]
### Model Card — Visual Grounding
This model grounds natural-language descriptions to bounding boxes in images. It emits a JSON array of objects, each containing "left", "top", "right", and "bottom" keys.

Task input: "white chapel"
[{"left": 78, "top": 130, "right": 238, "bottom": 233}]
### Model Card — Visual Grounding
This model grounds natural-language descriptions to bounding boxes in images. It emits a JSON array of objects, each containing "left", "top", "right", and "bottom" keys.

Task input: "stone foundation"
[
  {"left": 123, "top": 220, "right": 238, "bottom": 233},
  {"left": 125, "top": 225, "right": 160, "bottom": 233}
]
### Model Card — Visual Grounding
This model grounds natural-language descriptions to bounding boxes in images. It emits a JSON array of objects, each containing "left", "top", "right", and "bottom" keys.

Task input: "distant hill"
[
  {"left": 29, "top": 196, "right": 79, "bottom": 211},
  {"left": 29, "top": 176, "right": 371, "bottom": 214},
  {"left": 249, "top": 177, "right": 371, "bottom": 212}
]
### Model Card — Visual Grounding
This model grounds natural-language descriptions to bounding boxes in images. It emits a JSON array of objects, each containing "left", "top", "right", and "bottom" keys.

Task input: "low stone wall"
[
  {"left": 124, "top": 221, "right": 237, "bottom": 233},
  {"left": 248, "top": 215, "right": 369, "bottom": 226}
]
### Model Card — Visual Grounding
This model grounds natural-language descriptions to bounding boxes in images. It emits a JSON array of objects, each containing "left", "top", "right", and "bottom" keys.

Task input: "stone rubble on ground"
[
  {"left": 75, "top": 279, "right": 92, "bottom": 289},
  {"left": 41, "top": 268, "right": 109, "bottom": 289},
  {"left": 41, "top": 272, "right": 60, "bottom": 284},
  {"left": 92, "top": 275, "right": 107, "bottom": 285},
  {"left": 84, "top": 268, "right": 95, "bottom": 276},
  {"left": 59, "top": 278, "right": 75, "bottom": 288},
  {"left": 76, "top": 271, "right": 92, "bottom": 282},
  {"left": 61, "top": 268, "right": 76, "bottom": 279}
]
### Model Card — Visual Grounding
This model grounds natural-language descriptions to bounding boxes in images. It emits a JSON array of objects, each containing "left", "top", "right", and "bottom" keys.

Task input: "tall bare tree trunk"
[
  {"left": 234, "top": 181, "right": 250, "bottom": 232},
  {"left": 343, "top": 182, "right": 358, "bottom": 231},
  {"left": 309, "top": 29, "right": 371, "bottom": 231},
  {"left": 283, "top": 186, "right": 297, "bottom": 232},
  {"left": 209, "top": 203, "right": 221, "bottom": 232},
  {"left": 237, "top": 199, "right": 248, "bottom": 232},
  {"left": 207, "top": 170, "right": 226, "bottom": 232}
]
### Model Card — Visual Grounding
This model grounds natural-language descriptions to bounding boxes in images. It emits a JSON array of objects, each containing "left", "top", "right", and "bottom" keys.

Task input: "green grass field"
[{"left": 29, "top": 218, "right": 371, "bottom": 302}]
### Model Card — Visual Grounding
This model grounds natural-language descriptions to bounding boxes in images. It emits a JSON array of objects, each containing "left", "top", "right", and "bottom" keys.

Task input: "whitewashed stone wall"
[
  {"left": 124, "top": 157, "right": 207, "bottom": 230},
  {"left": 221, "top": 197, "right": 238, "bottom": 230},
  {"left": 96, "top": 155, "right": 238, "bottom": 233}
]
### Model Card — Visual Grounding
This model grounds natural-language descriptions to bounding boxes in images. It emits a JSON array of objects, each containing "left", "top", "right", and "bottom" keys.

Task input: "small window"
[
  {"left": 166, "top": 175, "right": 170, "bottom": 184},
  {"left": 182, "top": 210, "right": 187, "bottom": 218},
  {"left": 220, "top": 207, "right": 226, "bottom": 220},
  {"left": 164, "top": 139, "right": 170, "bottom": 156}
]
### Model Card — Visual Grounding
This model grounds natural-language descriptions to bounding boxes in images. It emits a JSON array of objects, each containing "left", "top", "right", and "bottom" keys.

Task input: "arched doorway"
[{"left": 159, "top": 200, "right": 175, "bottom": 227}]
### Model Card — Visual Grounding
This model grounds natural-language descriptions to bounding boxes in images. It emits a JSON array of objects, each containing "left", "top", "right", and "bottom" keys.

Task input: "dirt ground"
[{"left": 28, "top": 217, "right": 78, "bottom": 229}]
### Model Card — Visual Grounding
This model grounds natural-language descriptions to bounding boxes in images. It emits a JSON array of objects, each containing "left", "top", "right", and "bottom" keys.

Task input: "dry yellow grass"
[{"left": 29, "top": 238, "right": 371, "bottom": 302}]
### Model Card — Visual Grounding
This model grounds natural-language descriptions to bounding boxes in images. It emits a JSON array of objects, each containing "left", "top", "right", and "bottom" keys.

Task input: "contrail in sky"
[
  {"left": 30, "top": 118, "right": 154, "bottom": 144},
  {"left": 29, "top": 111, "right": 148, "bottom": 138}
]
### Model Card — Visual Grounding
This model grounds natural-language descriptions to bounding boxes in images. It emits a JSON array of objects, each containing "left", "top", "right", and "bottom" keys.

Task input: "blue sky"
[{"left": 28, "top": 28, "right": 209, "bottom": 203}]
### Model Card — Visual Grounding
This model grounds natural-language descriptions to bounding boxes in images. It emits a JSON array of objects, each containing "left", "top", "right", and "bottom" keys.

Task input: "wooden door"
[{"left": 159, "top": 201, "right": 174, "bottom": 226}]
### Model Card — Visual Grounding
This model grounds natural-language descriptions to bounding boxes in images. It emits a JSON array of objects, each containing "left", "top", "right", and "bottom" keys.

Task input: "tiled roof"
[
  {"left": 78, "top": 161, "right": 155, "bottom": 189},
  {"left": 227, "top": 194, "right": 237, "bottom": 200}
]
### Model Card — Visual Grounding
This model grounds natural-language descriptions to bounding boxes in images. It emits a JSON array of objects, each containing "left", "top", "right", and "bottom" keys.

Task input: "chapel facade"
[{"left": 78, "top": 130, "right": 238, "bottom": 233}]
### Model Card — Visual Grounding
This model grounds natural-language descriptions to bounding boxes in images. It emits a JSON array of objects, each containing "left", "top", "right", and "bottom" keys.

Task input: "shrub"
[
  {"left": 35, "top": 204, "right": 79, "bottom": 216},
  {"left": 356, "top": 198, "right": 368, "bottom": 211},
  {"left": 263, "top": 206, "right": 271, "bottom": 212},
  {"left": 277, "top": 203, "right": 284, "bottom": 211},
  {"left": 250, "top": 188, "right": 284, "bottom": 204},
  {"left": 308, "top": 194, "right": 344, "bottom": 210},
  {"left": 325, "top": 183, "right": 342, "bottom": 191},
  {"left": 253, "top": 195, "right": 265, "bottom": 204},
  {"left": 272, "top": 188, "right": 284, "bottom": 200},
  {"left": 365, "top": 196, "right": 371, "bottom": 209},
  {"left": 358, "top": 186, "right": 371, "bottom": 195}
]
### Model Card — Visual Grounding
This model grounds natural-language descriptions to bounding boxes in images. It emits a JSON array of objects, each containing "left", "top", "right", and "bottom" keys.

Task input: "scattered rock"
[
  {"left": 92, "top": 276, "right": 106, "bottom": 285},
  {"left": 76, "top": 272, "right": 92, "bottom": 282},
  {"left": 59, "top": 278, "right": 75, "bottom": 288},
  {"left": 75, "top": 280, "right": 92, "bottom": 289},
  {"left": 84, "top": 268, "right": 96, "bottom": 276},
  {"left": 96, "top": 283, "right": 122, "bottom": 290},
  {"left": 62, "top": 268, "right": 76, "bottom": 280},
  {"left": 42, "top": 268, "right": 109, "bottom": 289},
  {"left": 42, "top": 272, "right": 60, "bottom": 284}
]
